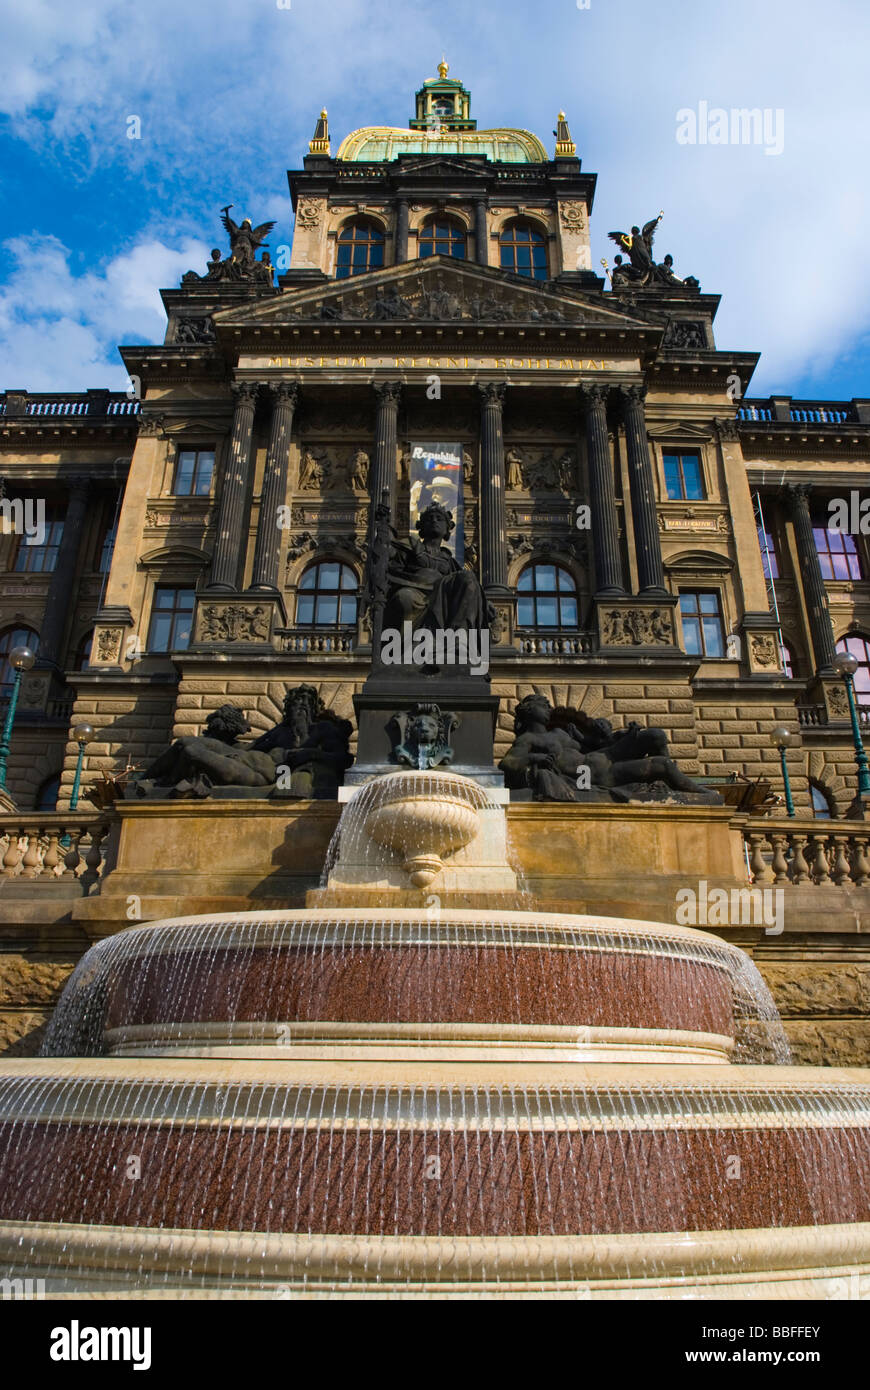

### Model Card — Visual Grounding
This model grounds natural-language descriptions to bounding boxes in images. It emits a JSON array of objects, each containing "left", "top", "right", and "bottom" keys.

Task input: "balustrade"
[{"left": 742, "top": 818, "right": 870, "bottom": 888}]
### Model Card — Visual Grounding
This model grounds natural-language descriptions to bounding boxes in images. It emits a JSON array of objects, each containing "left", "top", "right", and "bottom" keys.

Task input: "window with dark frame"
[
  {"left": 12, "top": 505, "right": 64, "bottom": 573},
  {"left": 663, "top": 451, "right": 705, "bottom": 501},
  {"left": 335, "top": 221, "right": 385, "bottom": 279},
  {"left": 295, "top": 561, "right": 358, "bottom": 628},
  {"left": 147, "top": 586, "right": 195, "bottom": 652},
  {"left": 0, "top": 626, "right": 39, "bottom": 694},
  {"left": 812, "top": 512, "right": 864, "bottom": 580},
  {"left": 418, "top": 218, "right": 466, "bottom": 260},
  {"left": 499, "top": 221, "right": 548, "bottom": 280},
  {"left": 810, "top": 784, "right": 833, "bottom": 819},
  {"left": 836, "top": 633, "right": 870, "bottom": 710},
  {"left": 757, "top": 523, "right": 780, "bottom": 579},
  {"left": 173, "top": 449, "right": 215, "bottom": 497},
  {"left": 516, "top": 563, "right": 579, "bottom": 629},
  {"left": 679, "top": 590, "right": 726, "bottom": 657}
]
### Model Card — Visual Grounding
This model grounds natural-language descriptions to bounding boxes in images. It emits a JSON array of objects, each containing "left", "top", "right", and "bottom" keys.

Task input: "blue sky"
[{"left": 1, "top": 0, "right": 868, "bottom": 400}]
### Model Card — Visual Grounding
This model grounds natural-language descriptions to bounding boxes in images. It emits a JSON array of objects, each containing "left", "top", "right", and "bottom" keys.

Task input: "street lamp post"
[
  {"left": 833, "top": 651, "right": 870, "bottom": 804},
  {"left": 0, "top": 645, "right": 36, "bottom": 794},
  {"left": 771, "top": 726, "right": 800, "bottom": 819},
  {"left": 69, "top": 723, "right": 96, "bottom": 812}
]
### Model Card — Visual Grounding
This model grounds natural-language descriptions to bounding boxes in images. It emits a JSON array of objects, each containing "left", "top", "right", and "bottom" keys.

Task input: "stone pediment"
[{"left": 214, "top": 260, "right": 655, "bottom": 333}]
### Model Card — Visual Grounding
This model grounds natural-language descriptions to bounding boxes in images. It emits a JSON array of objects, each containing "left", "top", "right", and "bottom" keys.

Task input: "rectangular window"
[
  {"left": 757, "top": 525, "right": 779, "bottom": 580},
  {"left": 98, "top": 521, "right": 117, "bottom": 574},
  {"left": 147, "top": 586, "right": 195, "bottom": 652},
  {"left": 173, "top": 449, "right": 215, "bottom": 497},
  {"left": 813, "top": 514, "right": 864, "bottom": 580},
  {"left": 13, "top": 505, "right": 64, "bottom": 573},
  {"left": 680, "top": 590, "right": 725, "bottom": 658},
  {"left": 663, "top": 451, "right": 705, "bottom": 501}
]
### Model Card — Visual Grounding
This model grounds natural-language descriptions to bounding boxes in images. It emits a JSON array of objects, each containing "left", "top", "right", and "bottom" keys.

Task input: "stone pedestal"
[{"left": 348, "top": 671, "right": 503, "bottom": 786}]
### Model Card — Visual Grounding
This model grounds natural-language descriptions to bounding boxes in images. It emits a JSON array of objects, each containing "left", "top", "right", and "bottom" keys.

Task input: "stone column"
[
  {"left": 474, "top": 199, "right": 488, "bottom": 266},
  {"left": 579, "top": 384, "right": 624, "bottom": 596},
  {"left": 619, "top": 384, "right": 667, "bottom": 594},
  {"left": 251, "top": 381, "right": 299, "bottom": 591},
  {"left": 371, "top": 382, "right": 402, "bottom": 518},
  {"left": 208, "top": 381, "right": 259, "bottom": 591},
  {"left": 395, "top": 200, "right": 409, "bottom": 264},
  {"left": 785, "top": 482, "right": 837, "bottom": 674},
  {"left": 36, "top": 479, "right": 90, "bottom": 668},
  {"left": 478, "top": 382, "right": 508, "bottom": 591}
]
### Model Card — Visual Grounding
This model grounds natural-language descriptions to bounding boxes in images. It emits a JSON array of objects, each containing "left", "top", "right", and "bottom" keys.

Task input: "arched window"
[
  {"left": 36, "top": 772, "right": 61, "bottom": 811},
  {"left": 335, "top": 220, "right": 385, "bottom": 279},
  {"left": 418, "top": 217, "right": 466, "bottom": 260},
  {"left": 837, "top": 633, "right": 870, "bottom": 711},
  {"left": 74, "top": 631, "right": 93, "bottom": 671},
  {"left": 810, "top": 783, "right": 833, "bottom": 819},
  {"left": 499, "top": 221, "right": 548, "bottom": 280},
  {"left": 0, "top": 626, "right": 39, "bottom": 695},
  {"left": 516, "top": 563, "right": 578, "bottom": 628},
  {"left": 296, "top": 561, "right": 358, "bottom": 628}
]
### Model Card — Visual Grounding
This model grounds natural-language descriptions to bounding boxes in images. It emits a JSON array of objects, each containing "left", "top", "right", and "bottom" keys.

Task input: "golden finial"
[
  {"left": 558, "top": 111, "right": 566, "bottom": 121},
  {"left": 320, "top": 109, "right": 327, "bottom": 119},
  {"left": 438, "top": 57, "right": 449, "bottom": 79}
]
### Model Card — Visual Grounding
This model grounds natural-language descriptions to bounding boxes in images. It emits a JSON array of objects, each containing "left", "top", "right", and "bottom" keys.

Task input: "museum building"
[{"left": 0, "top": 66, "right": 869, "bottom": 1061}]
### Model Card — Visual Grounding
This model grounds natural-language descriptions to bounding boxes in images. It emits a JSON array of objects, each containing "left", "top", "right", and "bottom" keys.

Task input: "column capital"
[
  {"left": 578, "top": 382, "right": 609, "bottom": 410},
  {"left": 373, "top": 380, "right": 402, "bottom": 406},
  {"left": 783, "top": 480, "right": 813, "bottom": 512},
  {"left": 271, "top": 380, "right": 300, "bottom": 408},
  {"left": 231, "top": 381, "right": 260, "bottom": 407},
  {"left": 478, "top": 381, "right": 506, "bottom": 407},
  {"left": 618, "top": 382, "right": 647, "bottom": 408}
]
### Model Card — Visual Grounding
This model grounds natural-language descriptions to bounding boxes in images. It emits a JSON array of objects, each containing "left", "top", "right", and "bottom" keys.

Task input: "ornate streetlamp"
[
  {"left": 69, "top": 723, "right": 96, "bottom": 811},
  {"left": 833, "top": 651, "right": 870, "bottom": 805},
  {"left": 0, "top": 645, "right": 36, "bottom": 797},
  {"left": 770, "top": 726, "right": 800, "bottom": 818}
]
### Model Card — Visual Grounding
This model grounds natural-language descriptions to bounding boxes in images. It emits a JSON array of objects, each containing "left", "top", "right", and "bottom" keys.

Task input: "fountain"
[
  {"left": 0, "top": 761, "right": 868, "bottom": 1299},
  {"left": 0, "top": 528, "right": 867, "bottom": 1299}
]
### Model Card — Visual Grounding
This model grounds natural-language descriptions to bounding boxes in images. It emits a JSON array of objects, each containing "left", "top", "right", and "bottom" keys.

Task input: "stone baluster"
[
  {"left": 831, "top": 834, "right": 852, "bottom": 886},
  {"left": 619, "top": 384, "right": 667, "bottom": 594},
  {"left": 784, "top": 483, "right": 837, "bottom": 675},
  {"left": 579, "top": 384, "right": 624, "bottom": 595},
  {"left": 789, "top": 834, "right": 810, "bottom": 884},
  {"left": 748, "top": 833, "right": 774, "bottom": 884},
  {"left": 21, "top": 829, "right": 41, "bottom": 878},
  {"left": 41, "top": 828, "right": 62, "bottom": 877},
  {"left": 208, "top": 382, "right": 259, "bottom": 591},
  {"left": 809, "top": 832, "right": 832, "bottom": 884},
  {"left": 478, "top": 382, "right": 508, "bottom": 592},
  {"left": 852, "top": 836, "right": 870, "bottom": 886},
  {"left": 770, "top": 834, "right": 790, "bottom": 884},
  {"left": 2, "top": 831, "right": 22, "bottom": 876},
  {"left": 251, "top": 381, "right": 299, "bottom": 591}
]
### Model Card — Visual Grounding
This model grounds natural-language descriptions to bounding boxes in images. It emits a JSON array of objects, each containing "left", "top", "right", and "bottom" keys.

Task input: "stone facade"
[{"left": 1, "top": 69, "right": 869, "bottom": 1059}]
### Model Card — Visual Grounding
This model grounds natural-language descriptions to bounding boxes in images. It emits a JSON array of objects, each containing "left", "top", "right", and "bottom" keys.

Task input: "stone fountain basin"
[
  {"left": 61, "top": 909, "right": 747, "bottom": 1063},
  {"left": 0, "top": 1057, "right": 868, "bottom": 1298}
]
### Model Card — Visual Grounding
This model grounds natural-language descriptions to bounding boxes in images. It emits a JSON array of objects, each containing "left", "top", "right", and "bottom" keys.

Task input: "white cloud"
[
  {"left": 1, "top": 0, "right": 868, "bottom": 395},
  {"left": 0, "top": 234, "right": 209, "bottom": 391}
]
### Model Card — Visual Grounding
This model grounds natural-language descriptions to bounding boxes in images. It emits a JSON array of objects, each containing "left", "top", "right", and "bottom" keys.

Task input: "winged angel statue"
[
  {"left": 607, "top": 213, "right": 664, "bottom": 286},
  {"left": 220, "top": 207, "right": 276, "bottom": 275}
]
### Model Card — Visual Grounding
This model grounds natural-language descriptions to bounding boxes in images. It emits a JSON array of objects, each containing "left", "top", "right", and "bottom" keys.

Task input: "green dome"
[{"left": 335, "top": 125, "right": 548, "bottom": 164}]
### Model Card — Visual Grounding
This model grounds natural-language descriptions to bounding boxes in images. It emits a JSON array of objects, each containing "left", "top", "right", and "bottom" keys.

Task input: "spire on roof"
[
  {"left": 309, "top": 109, "right": 330, "bottom": 155},
  {"left": 554, "top": 111, "right": 576, "bottom": 158}
]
